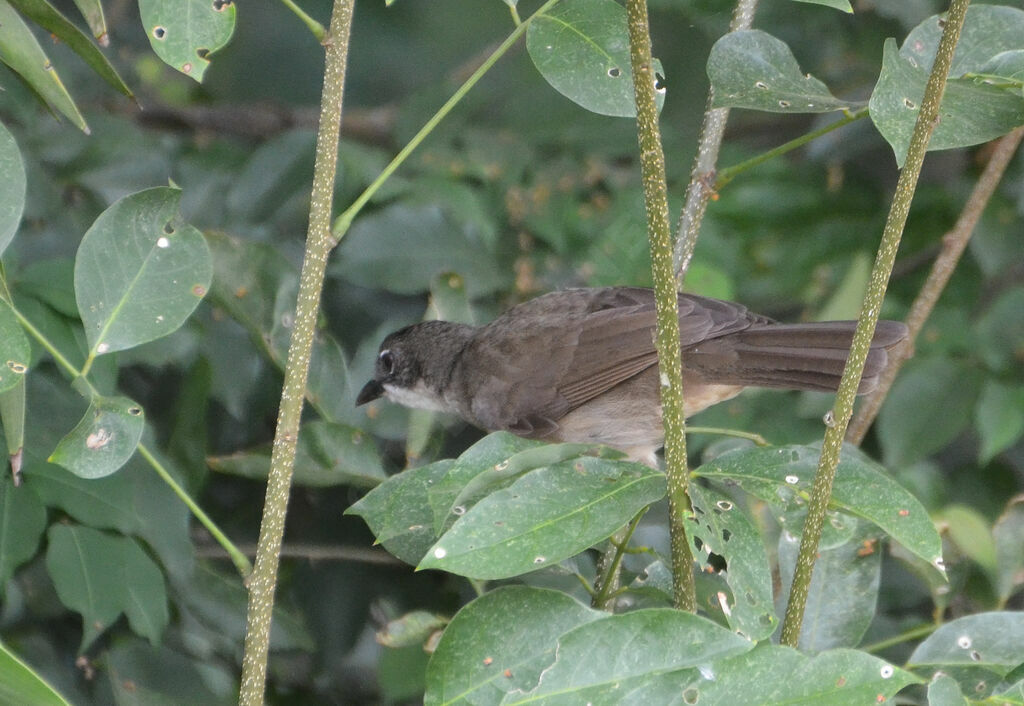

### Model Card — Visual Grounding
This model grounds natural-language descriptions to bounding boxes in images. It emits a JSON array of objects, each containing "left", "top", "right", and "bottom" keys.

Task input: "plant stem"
[
  {"left": 239, "top": 2, "right": 353, "bottom": 703},
  {"left": 847, "top": 126, "right": 1024, "bottom": 444},
  {"left": 715, "top": 107, "right": 869, "bottom": 190},
  {"left": 624, "top": 0, "right": 696, "bottom": 613},
  {"left": 278, "top": 0, "right": 325, "bottom": 41},
  {"left": 330, "top": 0, "right": 563, "bottom": 241},
  {"left": 674, "top": 0, "right": 759, "bottom": 279},
  {"left": 592, "top": 508, "right": 647, "bottom": 610},
  {"left": 686, "top": 426, "right": 769, "bottom": 446},
  {"left": 861, "top": 623, "right": 938, "bottom": 654},
  {"left": 780, "top": 0, "right": 972, "bottom": 647}
]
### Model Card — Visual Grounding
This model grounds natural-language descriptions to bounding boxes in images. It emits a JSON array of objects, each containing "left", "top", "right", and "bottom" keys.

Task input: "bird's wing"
[{"left": 454, "top": 288, "right": 760, "bottom": 436}]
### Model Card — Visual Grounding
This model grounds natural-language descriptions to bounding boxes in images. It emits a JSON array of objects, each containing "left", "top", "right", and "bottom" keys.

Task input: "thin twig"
[
  {"left": 780, "top": 0, "right": 972, "bottom": 647},
  {"left": 847, "top": 127, "right": 1024, "bottom": 444},
  {"left": 674, "top": 0, "right": 760, "bottom": 280}
]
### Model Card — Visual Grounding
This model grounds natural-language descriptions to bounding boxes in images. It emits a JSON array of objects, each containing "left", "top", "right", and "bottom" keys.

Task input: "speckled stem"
[
  {"left": 847, "top": 126, "right": 1024, "bottom": 444},
  {"left": 673, "top": 0, "right": 759, "bottom": 280},
  {"left": 780, "top": 0, "right": 972, "bottom": 647},
  {"left": 625, "top": 0, "right": 696, "bottom": 612},
  {"left": 239, "top": 1, "right": 354, "bottom": 703}
]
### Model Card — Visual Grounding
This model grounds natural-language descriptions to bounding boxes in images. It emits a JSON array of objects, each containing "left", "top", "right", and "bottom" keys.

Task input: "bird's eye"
[{"left": 378, "top": 349, "right": 395, "bottom": 375}]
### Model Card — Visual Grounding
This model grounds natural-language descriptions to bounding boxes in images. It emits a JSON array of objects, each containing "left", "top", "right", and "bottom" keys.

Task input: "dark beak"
[{"left": 356, "top": 379, "right": 385, "bottom": 406}]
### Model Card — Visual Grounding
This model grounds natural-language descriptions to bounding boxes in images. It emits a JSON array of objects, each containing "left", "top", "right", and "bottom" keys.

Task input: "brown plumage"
[{"left": 357, "top": 287, "right": 907, "bottom": 464}]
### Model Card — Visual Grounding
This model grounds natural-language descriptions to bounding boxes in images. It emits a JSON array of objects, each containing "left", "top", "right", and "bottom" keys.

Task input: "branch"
[
  {"left": 780, "top": 0, "right": 972, "bottom": 647},
  {"left": 847, "top": 126, "right": 1024, "bottom": 444},
  {"left": 624, "top": 0, "right": 696, "bottom": 612},
  {"left": 673, "top": 0, "right": 759, "bottom": 279},
  {"left": 239, "top": 1, "right": 354, "bottom": 702}
]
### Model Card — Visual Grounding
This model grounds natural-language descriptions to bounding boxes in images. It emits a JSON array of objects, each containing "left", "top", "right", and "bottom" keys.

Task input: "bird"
[{"left": 356, "top": 287, "right": 908, "bottom": 465}]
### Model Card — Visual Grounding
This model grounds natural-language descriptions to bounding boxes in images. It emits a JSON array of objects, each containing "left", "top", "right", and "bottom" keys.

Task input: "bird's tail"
[{"left": 684, "top": 320, "right": 908, "bottom": 394}]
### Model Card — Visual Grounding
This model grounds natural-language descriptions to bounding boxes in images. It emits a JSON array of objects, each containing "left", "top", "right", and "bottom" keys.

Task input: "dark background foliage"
[{"left": 0, "top": 0, "right": 1022, "bottom": 703}]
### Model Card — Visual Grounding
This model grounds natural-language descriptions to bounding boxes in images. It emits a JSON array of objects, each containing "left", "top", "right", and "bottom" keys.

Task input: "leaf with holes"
[
  {"left": 687, "top": 483, "right": 777, "bottom": 641},
  {"left": 526, "top": 0, "right": 666, "bottom": 117},
  {"left": 708, "top": 30, "right": 850, "bottom": 113},
  {"left": 139, "top": 0, "right": 235, "bottom": 82},
  {"left": 49, "top": 396, "right": 145, "bottom": 479},
  {"left": 0, "top": 299, "right": 30, "bottom": 394},
  {"left": 75, "top": 187, "right": 212, "bottom": 357}
]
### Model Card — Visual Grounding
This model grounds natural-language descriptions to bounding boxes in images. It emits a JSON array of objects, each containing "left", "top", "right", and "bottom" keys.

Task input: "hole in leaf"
[
  {"left": 903, "top": 98, "right": 917, "bottom": 109},
  {"left": 755, "top": 81, "right": 769, "bottom": 90},
  {"left": 607, "top": 67, "right": 621, "bottom": 78},
  {"left": 213, "top": 0, "right": 233, "bottom": 9},
  {"left": 778, "top": 100, "right": 791, "bottom": 108},
  {"left": 721, "top": 528, "right": 732, "bottom": 542},
  {"left": 197, "top": 48, "right": 210, "bottom": 60},
  {"left": 152, "top": 26, "right": 166, "bottom": 40},
  {"left": 128, "top": 407, "right": 143, "bottom": 416},
  {"left": 682, "top": 687, "right": 699, "bottom": 704}
]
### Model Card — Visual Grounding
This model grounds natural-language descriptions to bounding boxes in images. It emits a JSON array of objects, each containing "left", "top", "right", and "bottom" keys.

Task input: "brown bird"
[{"left": 356, "top": 287, "right": 907, "bottom": 465}]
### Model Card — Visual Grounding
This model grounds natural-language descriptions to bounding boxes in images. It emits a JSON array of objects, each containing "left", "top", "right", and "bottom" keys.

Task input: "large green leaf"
[
  {"left": 993, "top": 496, "right": 1024, "bottom": 603},
  {"left": 0, "top": 120, "right": 25, "bottom": 256},
  {"left": 504, "top": 609, "right": 752, "bottom": 703},
  {"left": 75, "top": 187, "right": 212, "bottom": 356},
  {"left": 869, "top": 6, "right": 1024, "bottom": 166},
  {"left": 526, "top": 0, "right": 666, "bottom": 118},
  {"left": 0, "top": 0, "right": 87, "bottom": 132},
  {"left": 0, "top": 299, "right": 30, "bottom": 394},
  {"left": 687, "top": 483, "right": 777, "bottom": 641},
  {"left": 424, "top": 586, "right": 604, "bottom": 706},
  {"left": 0, "top": 476, "right": 46, "bottom": 587},
  {"left": 138, "top": 0, "right": 235, "bottom": 82},
  {"left": 975, "top": 381, "right": 1024, "bottom": 464},
  {"left": 45, "top": 524, "right": 168, "bottom": 651},
  {"left": 418, "top": 455, "right": 665, "bottom": 580},
  {"left": 694, "top": 444, "right": 943, "bottom": 570},
  {"left": 709, "top": 30, "right": 851, "bottom": 113},
  {"left": 49, "top": 395, "right": 145, "bottom": 479},
  {"left": 0, "top": 641, "right": 71, "bottom": 706}
]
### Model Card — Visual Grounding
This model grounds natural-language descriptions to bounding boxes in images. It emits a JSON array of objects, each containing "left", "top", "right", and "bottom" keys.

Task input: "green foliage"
[{"left": 0, "top": 0, "right": 1022, "bottom": 703}]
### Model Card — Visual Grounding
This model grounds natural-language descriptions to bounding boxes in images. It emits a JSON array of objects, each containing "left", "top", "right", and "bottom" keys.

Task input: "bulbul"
[{"left": 356, "top": 287, "right": 907, "bottom": 465}]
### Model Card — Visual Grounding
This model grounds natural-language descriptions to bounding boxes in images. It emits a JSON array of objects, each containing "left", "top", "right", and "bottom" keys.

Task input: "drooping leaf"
[
  {"left": 49, "top": 396, "right": 145, "bottom": 479},
  {"left": 0, "top": 476, "right": 46, "bottom": 587},
  {"left": 975, "top": 381, "right": 1024, "bottom": 464},
  {"left": 927, "top": 672, "right": 969, "bottom": 706},
  {"left": 0, "top": 0, "right": 88, "bottom": 132},
  {"left": 45, "top": 524, "right": 168, "bottom": 651},
  {"left": 138, "top": 0, "right": 235, "bottom": 82},
  {"left": 69, "top": 0, "right": 106, "bottom": 43},
  {"left": 0, "top": 120, "right": 26, "bottom": 256},
  {"left": 526, "top": 0, "right": 666, "bottom": 117},
  {"left": 75, "top": 187, "right": 212, "bottom": 356},
  {"left": 993, "top": 496, "right": 1024, "bottom": 604},
  {"left": 709, "top": 30, "right": 850, "bottom": 113},
  {"left": 869, "top": 6, "right": 1024, "bottom": 165}
]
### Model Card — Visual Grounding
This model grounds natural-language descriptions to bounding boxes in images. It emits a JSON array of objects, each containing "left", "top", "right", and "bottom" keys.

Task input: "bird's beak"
[{"left": 356, "top": 379, "right": 385, "bottom": 406}]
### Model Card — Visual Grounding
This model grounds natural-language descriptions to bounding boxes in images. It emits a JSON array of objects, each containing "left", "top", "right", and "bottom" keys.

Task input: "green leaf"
[
  {"left": 332, "top": 202, "right": 511, "bottom": 298},
  {"left": 908, "top": 612, "right": 1024, "bottom": 697},
  {"left": 424, "top": 586, "right": 604, "bottom": 705},
  {"left": 69, "top": 0, "right": 106, "bottom": 43},
  {"left": 0, "top": 641, "right": 71, "bottom": 706},
  {"left": 708, "top": 30, "right": 850, "bottom": 113},
  {"left": 419, "top": 455, "right": 665, "bottom": 580},
  {"left": 105, "top": 640, "right": 233, "bottom": 706},
  {"left": 0, "top": 0, "right": 88, "bottom": 132},
  {"left": 0, "top": 299, "right": 30, "bottom": 394},
  {"left": 777, "top": 520, "right": 882, "bottom": 650},
  {"left": 993, "top": 496, "right": 1024, "bottom": 604},
  {"left": 869, "top": 6, "right": 1024, "bottom": 166},
  {"left": 975, "top": 288, "right": 1024, "bottom": 374},
  {"left": 138, "top": 0, "right": 235, "bottom": 82},
  {"left": 0, "top": 476, "right": 46, "bottom": 587},
  {"left": 878, "top": 357, "right": 982, "bottom": 467},
  {"left": 927, "top": 672, "right": 968, "bottom": 706},
  {"left": 694, "top": 444, "right": 944, "bottom": 571},
  {"left": 687, "top": 483, "right": 777, "bottom": 641},
  {"left": 526, "top": 0, "right": 666, "bottom": 118},
  {"left": 45, "top": 524, "right": 168, "bottom": 651},
  {"left": 0, "top": 120, "right": 26, "bottom": 256},
  {"left": 0, "top": 378, "right": 25, "bottom": 475},
  {"left": 376, "top": 610, "right": 448, "bottom": 648},
  {"left": 49, "top": 396, "right": 145, "bottom": 479},
  {"left": 791, "top": 0, "right": 852, "bottom": 11},
  {"left": 6, "top": 0, "right": 133, "bottom": 100},
  {"left": 675, "top": 644, "right": 920, "bottom": 704},
  {"left": 975, "top": 381, "right": 1024, "bottom": 464},
  {"left": 208, "top": 421, "right": 385, "bottom": 488},
  {"left": 936, "top": 504, "right": 997, "bottom": 575},
  {"left": 75, "top": 187, "right": 212, "bottom": 356},
  {"left": 505, "top": 609, "right": 753, "bottom": 703}
]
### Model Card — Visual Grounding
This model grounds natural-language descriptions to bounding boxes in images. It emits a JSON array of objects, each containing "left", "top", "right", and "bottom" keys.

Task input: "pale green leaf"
[
  {"left": 0, "top": 120, "right": 26, "bottom": 255},
  {"left": 49, "top": 396, "right": 145, "bottom": 479},
  {"left": 139, "top": 0, "right": 235, "bottom": 82},
  {"left": 0, "top": 477, "right": 46, "bottom": 587},
  {"left": 0, "top": 299, "right": 30, "bottom": 394},
  {"left": 0, "top": 641, "right": 71, "bottom": 706}
]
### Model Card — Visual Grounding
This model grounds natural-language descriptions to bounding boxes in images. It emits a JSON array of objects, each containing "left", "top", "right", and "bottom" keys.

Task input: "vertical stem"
[
  {"left": 238, "top": 1, "right": 354, "bottom": 702},
  {"left": 674, "top": 0, "right": 759, "bottom": 280},
  {"left": 847, "top": 126, "right": 1024, "bottom": 444},
  {"left": 780, "top": 0, "right": 972, "bottom": 646},
  {"left": 624, "top": 0, "right": 696, "bottom": 612}
]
